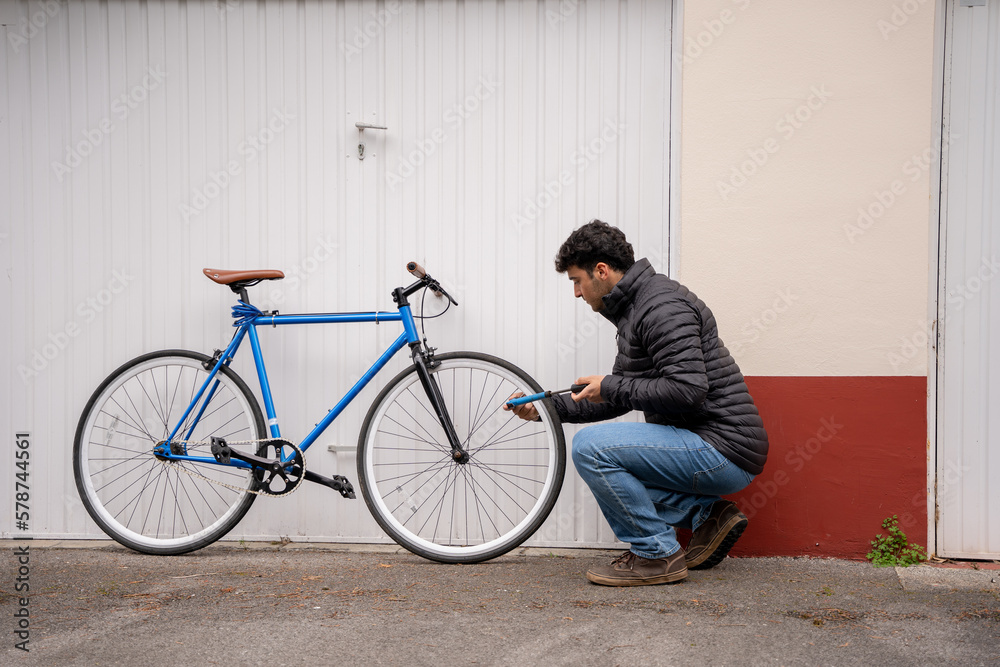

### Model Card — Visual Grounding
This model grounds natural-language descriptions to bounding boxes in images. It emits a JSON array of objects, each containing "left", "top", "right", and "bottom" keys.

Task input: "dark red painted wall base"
[{"left": 706, "top": 376, "right": 928, "bottom": 559}]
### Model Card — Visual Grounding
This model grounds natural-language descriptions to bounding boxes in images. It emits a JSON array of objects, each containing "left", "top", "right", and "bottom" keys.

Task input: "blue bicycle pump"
[{"left": 505, "top": 384, "right": 587, "bottom": 409}]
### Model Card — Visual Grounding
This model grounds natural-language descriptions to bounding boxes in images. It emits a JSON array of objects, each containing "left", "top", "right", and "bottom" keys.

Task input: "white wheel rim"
[
  {"left": 78, "top": 356, "right": 259, "bottom": 550},
  {"left": 362, "top": 358, "right": 559, "bottom": 558}
]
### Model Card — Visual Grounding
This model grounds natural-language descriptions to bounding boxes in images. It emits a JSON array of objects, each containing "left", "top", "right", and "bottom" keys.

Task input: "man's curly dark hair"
[{"left": 554, "top": 220, "right": 635, "bottom": 275}]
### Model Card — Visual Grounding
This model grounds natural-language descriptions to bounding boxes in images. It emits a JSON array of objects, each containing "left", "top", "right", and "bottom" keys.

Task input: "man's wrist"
[{"left": 600, "top": 374, "right": 619, "bottom": 403}]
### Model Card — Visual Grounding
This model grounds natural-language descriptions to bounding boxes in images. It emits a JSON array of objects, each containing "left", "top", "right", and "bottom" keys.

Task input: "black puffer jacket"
[{"left": 552, "top": 258, "right": 769, "bottom": 475}]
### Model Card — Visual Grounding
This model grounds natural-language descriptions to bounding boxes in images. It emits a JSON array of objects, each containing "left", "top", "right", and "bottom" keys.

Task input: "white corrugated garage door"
[
  {"left": 937, "top": 0, "right": 1000, "bottom": 558},
  {"left": 0, "top": 0, "right": 675, "bottom": 547}
]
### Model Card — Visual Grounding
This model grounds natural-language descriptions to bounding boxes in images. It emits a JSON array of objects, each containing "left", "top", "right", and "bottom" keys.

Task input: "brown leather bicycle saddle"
[{"left": 203, "top": 268, "right": 285, "bottom": 285}]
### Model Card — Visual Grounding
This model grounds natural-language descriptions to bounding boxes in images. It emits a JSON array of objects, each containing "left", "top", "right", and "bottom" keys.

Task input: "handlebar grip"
[
  {"left": 405, "top": 261, "right": 454, "bottom": 302},
  {"left": 407, "top": 261, "right": 427, "bottom": 279},
  {"left": 570, "top": 383, "right": 587, "bottom": 393}
]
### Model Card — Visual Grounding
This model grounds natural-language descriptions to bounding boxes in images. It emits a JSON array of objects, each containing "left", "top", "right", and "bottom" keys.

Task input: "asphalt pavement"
[{"left": 2, "top": 540, "right": 999, "bottom": 666}]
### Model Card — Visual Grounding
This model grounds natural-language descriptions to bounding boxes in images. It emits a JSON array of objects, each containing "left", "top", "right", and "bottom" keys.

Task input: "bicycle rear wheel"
[
  {"left": 358, "top": 352, "right": 565, "bottom": 563},
  {"left": 73, "top": 350, "right": 266, "bottom": 555}
]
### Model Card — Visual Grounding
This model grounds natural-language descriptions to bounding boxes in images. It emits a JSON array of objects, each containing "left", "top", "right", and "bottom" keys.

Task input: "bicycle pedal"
[
  {"left": 334, "top": 475, "right": 356, "bottom": 499},
  {"left": 303, "top": 469, "right": 356, "bottom": 499},
  {"left": 210, "top": 437, "right": 231, "bottom": 464}
]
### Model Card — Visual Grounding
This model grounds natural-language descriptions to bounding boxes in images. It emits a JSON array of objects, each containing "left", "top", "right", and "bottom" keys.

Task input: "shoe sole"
[
  {"left": 585, "top": 570, "right": 688, "bottom": 586},
  {"left": 686, "top": 514, "right": 748, "bottom": 570}
]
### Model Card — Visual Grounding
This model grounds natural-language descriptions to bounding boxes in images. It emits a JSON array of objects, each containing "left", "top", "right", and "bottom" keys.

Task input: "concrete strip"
[
  {"left": 3, "top": 548, "right": 1000, "bottom": 665},
  {"left": 896, "top": 563, "right": 1000, "bottom": 591},
  {"left": 0, "top": 538, "right": 622, "bottom": 559}
]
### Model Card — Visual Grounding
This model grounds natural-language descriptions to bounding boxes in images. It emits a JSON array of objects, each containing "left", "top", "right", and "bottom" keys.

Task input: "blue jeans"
[{"left": 572, "top": 422, "right": 755, "bottom": 560}]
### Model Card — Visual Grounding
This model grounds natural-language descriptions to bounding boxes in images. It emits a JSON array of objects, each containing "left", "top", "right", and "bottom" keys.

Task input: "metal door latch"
[{"left": 356, "top": 122, "right": 387, "bottom": 160}]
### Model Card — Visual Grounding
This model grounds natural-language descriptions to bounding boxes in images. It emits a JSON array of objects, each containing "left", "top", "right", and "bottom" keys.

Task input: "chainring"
[
  {"left": 253, "top": 439, "right": 305, "bottom": 497},
  {"left": 162, "top": 437, "right": 305, "bottom": 498}
]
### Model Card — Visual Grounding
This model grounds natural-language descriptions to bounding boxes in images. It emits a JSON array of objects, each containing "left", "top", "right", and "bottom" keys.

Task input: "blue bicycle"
[{"left": 73, "top": 263, "right": 566, "bottom": 563}]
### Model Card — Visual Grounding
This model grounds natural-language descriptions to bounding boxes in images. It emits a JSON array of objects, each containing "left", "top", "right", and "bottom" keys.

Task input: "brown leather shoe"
[
  {"left": 685, "top": 500, "right": 748, "bottom": 570},
  {"left": 586, "top": 550, "right": 687, "bottom": 586}
]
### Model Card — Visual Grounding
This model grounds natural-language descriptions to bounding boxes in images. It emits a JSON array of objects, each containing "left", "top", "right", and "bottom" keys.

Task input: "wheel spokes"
[{"left": 366, "top": 359, "right": 559, "bottom": 556}]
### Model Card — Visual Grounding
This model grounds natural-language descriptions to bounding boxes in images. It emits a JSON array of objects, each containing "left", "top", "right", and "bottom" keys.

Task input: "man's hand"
[
  {"left": 572, "top": 375, "right": 605, "bottom": 403},
  {"left": 503, "top": 392, "right": 540, "bottom": 421}
]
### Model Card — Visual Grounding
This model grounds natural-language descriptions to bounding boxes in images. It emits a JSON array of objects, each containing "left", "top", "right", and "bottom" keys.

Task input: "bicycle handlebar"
[
  {"left": 405, "top": 261, "right": 457, "bottom": 304},
  {"left": 407, "top": 261, "right": 427, "bottom": 279}
]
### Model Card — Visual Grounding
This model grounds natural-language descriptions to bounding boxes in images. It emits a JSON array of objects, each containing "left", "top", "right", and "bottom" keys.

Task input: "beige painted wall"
[{"left": 678, "top": 0, "right": 938, "bottom": 376}]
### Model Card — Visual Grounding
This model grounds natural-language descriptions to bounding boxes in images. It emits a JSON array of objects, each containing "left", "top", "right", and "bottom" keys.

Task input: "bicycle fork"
[{"left": 410, "top": 345, "right": 468, "bottom": 464}]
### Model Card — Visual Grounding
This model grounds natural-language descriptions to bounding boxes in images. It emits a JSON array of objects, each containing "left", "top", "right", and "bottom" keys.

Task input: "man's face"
[{"left": 567, "top": 265, "right": 613, "bottom": 312}]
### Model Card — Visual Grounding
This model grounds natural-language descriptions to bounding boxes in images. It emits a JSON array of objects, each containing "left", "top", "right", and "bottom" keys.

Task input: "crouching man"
[{"left": 506, "top": 221, "right": 768, "bottom": 586}]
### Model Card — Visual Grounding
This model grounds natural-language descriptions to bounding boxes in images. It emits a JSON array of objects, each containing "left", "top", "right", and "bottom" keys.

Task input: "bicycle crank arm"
[
  {"left": 211, "top": 437, "right": 290, "bottom": 477},
  {"left": 304, "top": 470, "right": 356, "bottom": 499},
  {"left": 505, "top": 384, "right": 587, "bottom": 409}
]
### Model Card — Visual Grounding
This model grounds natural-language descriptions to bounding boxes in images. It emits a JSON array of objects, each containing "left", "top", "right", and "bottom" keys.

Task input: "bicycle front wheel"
[
  {"left": 358, "top": 352, "right": 565, "bottom": 563},
  {"left": 73, "top": 350, "right": 266, "bottom": 555}
]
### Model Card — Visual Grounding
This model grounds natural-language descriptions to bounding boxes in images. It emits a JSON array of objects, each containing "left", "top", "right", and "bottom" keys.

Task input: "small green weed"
[{"left": 866, "top": 515, "right": 927, "bottom": 567}]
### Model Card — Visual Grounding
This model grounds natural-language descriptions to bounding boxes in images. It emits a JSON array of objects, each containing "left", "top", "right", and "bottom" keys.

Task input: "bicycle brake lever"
[{"left": 429, "top": 281, "right": 459, "bottom": 306}]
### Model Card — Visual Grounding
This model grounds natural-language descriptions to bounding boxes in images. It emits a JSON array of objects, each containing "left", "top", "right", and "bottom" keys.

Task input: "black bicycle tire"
[
  {"left": 357, "top": 351, "right": 566, "bottom": 563},
  {"left": 73, "top": 349, "right": 266, "bottom": 555}
]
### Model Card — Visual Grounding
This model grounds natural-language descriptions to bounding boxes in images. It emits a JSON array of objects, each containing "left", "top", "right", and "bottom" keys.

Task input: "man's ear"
[{"left": 593, "top": 262, "right": 610, "bottom": 280}]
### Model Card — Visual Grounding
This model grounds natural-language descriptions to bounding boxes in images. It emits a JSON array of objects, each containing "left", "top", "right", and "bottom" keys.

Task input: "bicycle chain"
[{"left": 162, "top": 438, "right": 306, "bottom": 498}]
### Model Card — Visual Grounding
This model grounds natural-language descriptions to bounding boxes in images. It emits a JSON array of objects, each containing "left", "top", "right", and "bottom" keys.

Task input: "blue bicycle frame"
[{"left": 156, "top": 300, "right": 423, "bottom": 470}]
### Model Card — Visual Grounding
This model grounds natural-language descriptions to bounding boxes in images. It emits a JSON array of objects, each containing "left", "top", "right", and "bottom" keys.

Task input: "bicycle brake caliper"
[
  {"left": 421, "top": 342, "right": 440, "bottom": 370},
  {"left": 202, "top": 349, "right": 224, "bottom": 371}
]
